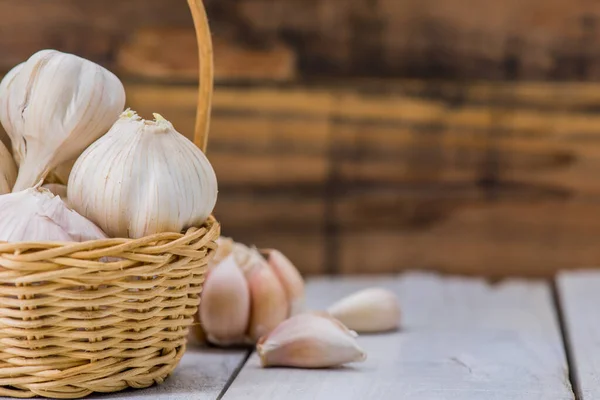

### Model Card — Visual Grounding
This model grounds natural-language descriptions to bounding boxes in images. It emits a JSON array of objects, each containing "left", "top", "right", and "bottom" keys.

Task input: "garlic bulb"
[
  {"left": 257, "top": 312, "right": 367, "bottom": 368},
  {"left": 68, "top": 110, "right": 218, "bottom": 239},
  {"left": 327, "top": 288, "right": 401, "bottom": 333},
  {"left": 0, "top": 49, "right": 126, "bottom": 191},
  {"left": 0, "top": 186, "right": 107, "bottom": 242},
  {"left": 0, "top": 140, "right": 16, "bottom": 194},
  {"left": 263, "top": 249, "right": 305, "bottom": 316},
  {"left": 200, "top": 254, "right": 250, "bottom": 346}
]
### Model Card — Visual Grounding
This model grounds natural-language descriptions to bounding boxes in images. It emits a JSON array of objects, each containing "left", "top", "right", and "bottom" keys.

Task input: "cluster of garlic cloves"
[
  {"left": 195, "top": 238, "right": 305, "bottom": 346},
  {"left": 68, "top": 110, "right": 218, "bottom": 239},
  {"left": 0, "top": 50, "right": 126, "bottom": 192},
  {"left": 257, "top": 312, "right": 367, "bottom": 368}
]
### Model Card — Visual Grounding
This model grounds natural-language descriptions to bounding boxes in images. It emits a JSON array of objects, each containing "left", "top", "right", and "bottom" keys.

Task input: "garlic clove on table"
[
  {"left": 257, "top": 312, "right": 367, "bottom": 368},
  {"left": 327, "top": 288, "right": 401, "bottom": 333},
  {"left": 262, "top": 249, "right": 305, "bottom": 316},
  {"left": 0, "top": 140, "right": 16, "bottom": 195},
  {"left": 0, "top": 186, "right": 107, "bottom": 243},
  {"left": 0, "top": 50, "right": 126, "bottom": 192},
  {"left": 68, "top": 110, "right": 218, "bottom": 239},
  {"left": 200, "top": 254, "right": 251, "bottom": 346}
]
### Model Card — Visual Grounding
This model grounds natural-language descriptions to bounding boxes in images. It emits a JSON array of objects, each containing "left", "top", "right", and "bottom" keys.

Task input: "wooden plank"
[
  {"left": 223, "top": 273, "right": 574, "bottom": 399},
  {"left": 0, "top": 347, "right": 249, "bottom": 400},
  {"left": 7, "top": 78, "right": 600, "bottom": 275},
  {"left": 556, "top": 270, "right": 600, "bottom": 400},
  {"left": 4, "top": 0, "right": 600, "bottom": 80}
]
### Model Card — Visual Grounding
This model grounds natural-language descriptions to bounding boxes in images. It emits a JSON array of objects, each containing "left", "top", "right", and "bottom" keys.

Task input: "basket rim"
[{"left": 0, "top": 216, "right": 219, "bottom": 252}]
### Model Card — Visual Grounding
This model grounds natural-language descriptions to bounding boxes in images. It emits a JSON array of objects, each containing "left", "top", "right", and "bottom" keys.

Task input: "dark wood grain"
[
  {"left": 3, "top": 0, "right": 600, "bottom": 80},
  {"left": 118, "top": 80, "right": 600, "bottom": 277}
]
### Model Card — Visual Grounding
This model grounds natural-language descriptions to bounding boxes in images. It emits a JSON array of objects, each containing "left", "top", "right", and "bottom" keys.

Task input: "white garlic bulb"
[
  {"left": 0, "top": 186, "right": 107, "bottom": 243},
  {"left": 68, "top": 110, "right": 218, "bottom": 239},
  {"left": 0, "top": 140, "right": 16, "bottom": 194},
  {"left": 0, "top": 49, "right": 126, "bottom": 192}
]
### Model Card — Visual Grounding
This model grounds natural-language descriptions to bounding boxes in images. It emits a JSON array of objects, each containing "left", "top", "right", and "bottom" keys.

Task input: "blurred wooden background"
[{"left": 2, "top": 0, "right": 600, "bottom": 277}]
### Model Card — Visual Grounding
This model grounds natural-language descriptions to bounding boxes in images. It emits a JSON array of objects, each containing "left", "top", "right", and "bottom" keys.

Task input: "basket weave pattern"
[{"left": 0, "top": 218, "right": 219, "bottom": 398}]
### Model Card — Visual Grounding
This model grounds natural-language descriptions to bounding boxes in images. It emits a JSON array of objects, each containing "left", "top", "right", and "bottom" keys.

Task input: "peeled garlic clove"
[
  {"left": 262, "top": 249, "right": 305, "bottom": 316},
  {"left": 241, "top": 248, "right": 289, "bottom": 341},
  {"left": 0, "top": 140, "right": 16, "bottom": 194},
  {"left": 0, "top": 186, "right": 107, "bottom": 242},
  {"left": 68, "top": 110, "right": 218, "bottom": 239},
  {"left": 0, "top": 50, "right": 126, "bottom": 192},
  {"left": 200, "top": 254, "right": 250, "bottom": 346},
  {"left": 327, "top": 288, "right": 401, "bottom": 333},
  {"left": 257, "top": 312, "right": 367, "bottom": 368}
]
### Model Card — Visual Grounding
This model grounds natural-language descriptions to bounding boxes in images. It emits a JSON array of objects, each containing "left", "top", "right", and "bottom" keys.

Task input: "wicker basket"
[{"left": 0, "top": 1, "right": 218, "bottom": 398}]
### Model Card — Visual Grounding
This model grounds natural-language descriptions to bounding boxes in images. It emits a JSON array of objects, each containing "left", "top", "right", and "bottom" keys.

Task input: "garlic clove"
[
  {"left": 257, "top": 312, "right": 367, "bottom": 368},
  {"left": 0, "top": 140, "right": 16, "bottom": 195},
  {"left": 262, "top": 249, "right": 305, "bottom": 316},
  {"left": 68, "top": 110, "right": 218, "bottom": 239},
  {"left": 0, "top": 186, "right": 107, "bottom": 243},
  {"left": 327, "top": 288, "right": 401, "bottom": 333},
  {"left": 240, "top": 247, "right": 289, "bottom": 341},
  {"left": 0, "top": 50, "right": 126, "bottom": 191},
  {"left": 200, "top": 254, "right": 250, "bottom": 346}
]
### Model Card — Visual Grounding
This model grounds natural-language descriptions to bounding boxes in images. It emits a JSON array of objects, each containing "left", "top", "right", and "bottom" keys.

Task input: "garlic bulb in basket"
[
  {"left": 68, "top": 110, "right": 218, "bottom": 239},
  {"left": 0, "top": 186, "right": 107, "bottom": 242},
  {"left": 0, "top": 140, "right": 16, "bottom": 194},
  {"left": 0, "top": 49, "right": 126, "bottom": 191}
]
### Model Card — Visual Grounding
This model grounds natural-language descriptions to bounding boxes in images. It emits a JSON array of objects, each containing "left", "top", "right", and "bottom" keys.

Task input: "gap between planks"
[{"left": 554, "top": 270, "right": 600, "bottom": 400}]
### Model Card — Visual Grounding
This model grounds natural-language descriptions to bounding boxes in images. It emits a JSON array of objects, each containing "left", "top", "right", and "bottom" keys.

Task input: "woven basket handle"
[{"left": 187, "top": 0, "right": 213, "bottom": 153}]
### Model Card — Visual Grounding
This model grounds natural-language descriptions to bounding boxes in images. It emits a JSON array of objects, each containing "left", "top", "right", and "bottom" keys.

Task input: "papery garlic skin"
[
  {"left": 0, "top": 140, "right": 16, "bottom": 194},
  {"left": 200, "top": 254, "right": 250, "bottom": 346},
  {"left": 327, "top": 288, "right": 401, "bottom": 333},
  {"left": 0, "top": 50, "right": 126, "bottom": 191},
  {"left": 68, "top": 110, "right": 218, "bottom": 239},
  {"left": 0, "top": 186, "right": 108, "bottom": 242},
  {"left": 238, "top": 247, "right": 289, "bottom": 341},
  {"left": 257, "top": 312, "right": 367, "bottom": 369},
  {"left": 263, "top": 249, "right": 305, "bottom": 316}
]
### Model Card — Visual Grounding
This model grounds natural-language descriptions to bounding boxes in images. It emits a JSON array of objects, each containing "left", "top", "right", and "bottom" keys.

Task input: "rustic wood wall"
[{"left": 2, "top": 0, "right": 600, "bottom": 277}]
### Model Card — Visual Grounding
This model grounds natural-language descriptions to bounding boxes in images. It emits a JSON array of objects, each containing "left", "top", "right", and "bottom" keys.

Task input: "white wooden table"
[{"left": 7, "top": 271, "right": 600, "bottom": 400}]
